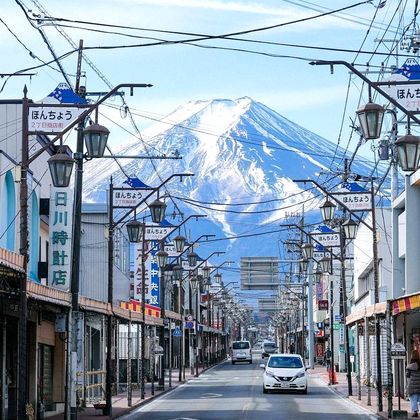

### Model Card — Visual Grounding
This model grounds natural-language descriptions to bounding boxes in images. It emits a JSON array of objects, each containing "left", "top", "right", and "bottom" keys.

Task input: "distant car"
[
  {"left": 261, "top": 354, "right": 308, "bottom": 394},
  {"left": 231, "top": 340, "right": 252, "bottom": 364},
  {"left": 261, "top": 342, "right": 277, "bottom": 359}
]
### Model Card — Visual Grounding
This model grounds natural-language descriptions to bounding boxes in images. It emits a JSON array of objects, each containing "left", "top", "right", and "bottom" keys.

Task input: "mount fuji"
[{"left": 82, "top": 97, "right": 385, "bottom": 284}]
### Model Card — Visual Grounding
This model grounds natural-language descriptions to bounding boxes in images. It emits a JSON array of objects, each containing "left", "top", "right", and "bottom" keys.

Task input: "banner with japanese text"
[{"left": 48, "top": 186, "right": 73, "bottom": 290}]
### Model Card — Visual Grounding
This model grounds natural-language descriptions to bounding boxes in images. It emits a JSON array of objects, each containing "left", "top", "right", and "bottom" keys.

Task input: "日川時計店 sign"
[{"left": 331, "top": 192, "right": 372, "bottom": 212}]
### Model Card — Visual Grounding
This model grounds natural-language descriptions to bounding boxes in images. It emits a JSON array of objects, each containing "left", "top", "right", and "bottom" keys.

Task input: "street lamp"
[
  {"left": 356, "top": 101, "right": 385, "bottom": 140},
  {"left": 47, "top": 148, "right": 75, "bottom": 188},
  {"left": 83, "top": 123, "right": 110, "bottom": 158},
  {"left": 173, "top": 264, "right": 183, "bottom": 282},
  {"left": 201, "top": 265, "right": 211, "bottom": 280},
  {"left": 319, "top": 256, "right": 332, "bottom": 275},
  {"left": 126, "top": 219, "right": 144, "bottom": 243},
  {"left": 301, "top": 242, "right": 313, "bottom": 260},
  {"left": 320, "top": 199, "right": 336, "bottom": 223},
  {"left": 187, "top": 251, "right": 198, "bottom": 267},
  {"left": 342, "top": 218, "right": 358, "bottom": 240},
  {"left": 173, "top": 234, "right": 186, "bottom": 253},
  {"left": 299, "top": 258, "right": 308, "bottom": 273},
  {"left": 148, "top": 198, "right": 167, "bottom": 223},
  {"left": 156, "top": 250, "right": 169, "bottom": 269},
  {"left": 395, "top": 134, "right": 420, "bottom": 172},
  {"left": 214, "top": 272, "right": 222, "bottom": 284}
]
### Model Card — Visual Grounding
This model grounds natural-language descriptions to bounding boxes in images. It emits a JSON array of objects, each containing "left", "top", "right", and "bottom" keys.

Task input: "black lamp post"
[
  {"left": 395, "top": 134, "right": 420, "bottom": 172},
  {"left": 356, "top": 102, "right": 385, "bottom": 140},
  {"left": 47, "top": 149, "right": 75, "bottom": 188},
  {"left": 190, "top": 274, "right": 202, "bottom": 376},
  {"left": 342, "top": 218, "right": 358, "bottom": 240},
  {"left": 320, "top": 199, "right": 336, "bottom": 223},
  {"left": 149, "top": 199, "right": 167, "bottom": 223},
  {"left": 173, "top": 234, "right": 186, "bottom": 253},
  {"left": 187, "top": 251, "right": 198, "bottom": 267},
  {"left": 126, "top": 219, "right": 144, "bottom": 243},
  {"left": 301, "top": 243, "right": 313, "bottom": 260},
  {"left": 83, "top": 123, "right": 110, "bottom": 157}
]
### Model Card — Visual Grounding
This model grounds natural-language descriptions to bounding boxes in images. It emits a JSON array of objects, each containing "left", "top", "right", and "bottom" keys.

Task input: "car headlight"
[
  {"left": 265, "top": 370, "right": 276, "bottom": 378},
  {"left": 294, "top": 370, "right": 306, "bottom": 379}
]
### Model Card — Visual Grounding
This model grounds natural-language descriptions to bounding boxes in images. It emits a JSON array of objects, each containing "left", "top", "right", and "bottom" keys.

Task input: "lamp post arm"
[
  {"left": 26, "top": 83, "right": 153, "bottom": 165},
  {"left": 293, "top": 178, "right": 373, "bottom": 232},
  {"left": 309, "top": 60, "right": 420, "bottom": 126},
  {"left": 114, "top": 172, "right": 194, "bottom": 226}
]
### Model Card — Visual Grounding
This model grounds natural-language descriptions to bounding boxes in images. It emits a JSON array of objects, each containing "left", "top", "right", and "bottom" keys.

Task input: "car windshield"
[
  {"left": 232, "top": 342, "right": 250, "bottom": 350},
  {"left": 264, "top": 343, "right": 276, "bottom": 348},
  {"left": 268, "top": 356, "right": 303, "bottom": 368}
]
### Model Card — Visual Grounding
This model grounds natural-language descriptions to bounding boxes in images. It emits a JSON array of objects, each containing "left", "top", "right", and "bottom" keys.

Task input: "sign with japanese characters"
[
  {"left": 311, "top": 225, "right": 340, "bottom": 247},
  {"left": 28, "top": 106, "right": 83, "bottom": 134},
  {"left": 48, "top": 187, "right": 73, "bottom": 290},
  {"left": 112, "top": 188, "right": 145, "bottom": 208},
  {"left": 145, "top": 224, "right": 176, "bottom": 241},
  {"left": 132, "top": 240, "right": 160, "bottom": 307},
  {"left": 318, "top": 299, "right": 328, "bottom": 311},
  {"left": 331, "top": 182, "right": 372, "bottom": 211},
  {"left": 381, "top": 59, "right": 420, "bottom": 111}
]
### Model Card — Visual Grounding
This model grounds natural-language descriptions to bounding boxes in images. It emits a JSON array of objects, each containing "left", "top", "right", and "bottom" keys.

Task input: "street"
[{"left": 120, "top": 358, "right": 378, "bottom": 420}]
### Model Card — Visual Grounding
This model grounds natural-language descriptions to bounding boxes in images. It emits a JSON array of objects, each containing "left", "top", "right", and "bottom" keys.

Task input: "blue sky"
[{"left": 0, "top": 0, "right": 413, "bottom": 160}]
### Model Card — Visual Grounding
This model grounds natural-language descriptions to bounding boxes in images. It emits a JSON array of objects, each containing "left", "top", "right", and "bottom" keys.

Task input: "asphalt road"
[{"left": 120, "top": 358, "right": 378, "bottom": 420}]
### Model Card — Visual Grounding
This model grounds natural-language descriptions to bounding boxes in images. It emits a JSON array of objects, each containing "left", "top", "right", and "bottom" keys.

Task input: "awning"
[
  {"left": 346, "top": 301, "right": 387, "bottom": 325},
  {"left": 0, "top": 248, "right": 24, "bottom": 273},
  {"left": 391, "top": 292, "right": 420, "bottom": 316},
  {"left": 27, "top": 281, "right": 71, "bottom": 307}
]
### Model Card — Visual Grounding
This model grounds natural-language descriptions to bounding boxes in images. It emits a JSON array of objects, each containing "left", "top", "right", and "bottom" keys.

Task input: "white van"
[{"left": 231, "top": 340, "right": 252, "bottom": 364}]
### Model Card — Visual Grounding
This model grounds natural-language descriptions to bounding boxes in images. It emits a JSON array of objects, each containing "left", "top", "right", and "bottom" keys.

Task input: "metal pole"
[
  {"left": 365, "top": 316, "right": 371, "bottom": 406},
  {"left": 340, "top": 227, "right": 352, "bottom": 396},
  {"left": 356, "top": 322, "right": 361, "bottom": 400},
  {"left": 308, "top": 262, "right": 314, "bottom": 369},
  {"left": 140, "top": 224, "right": 146, "bottom": 399},
  {"left": 105, "top": 178, "right": 114, "bottom": 416},
  {"left": 195, "top": 288, "right": 199, "bottom": 377},
  {"left": 69, "top": 117, "right": 85, "bottom": 419},
  {"left": 127, "top": 319, "right": 132, "bottom": 407},
  {"left": 158, "top": 259, "right": 166, "bottom": 390},
  {"left": 18, "top": 86, "right": 29, "bottom": 420},
  {"left": 371, "top": 180, "right": 383, "bottom": 412},
  {"left": 386, "top": 300, "right": 393, "bottom": 418},
  {"left": 329, "top": 272, "right": 336, "bottom": 385},
  {"left": 169, "top": 315, "right": 172, "bottom": 388},
  {"left": 136, "top": 323, "right": 140, "bottom": 388},
  {"left": 179, "top": 282, "right": 182, "bottom": 382}
]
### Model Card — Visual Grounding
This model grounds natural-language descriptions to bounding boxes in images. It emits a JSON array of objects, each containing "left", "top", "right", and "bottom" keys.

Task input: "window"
[
  {"left": 232, "top": 342, "right": 250, "bottom": 350},
  {"left": 268, "top": 356, "right": 303, "bottom": 368}
]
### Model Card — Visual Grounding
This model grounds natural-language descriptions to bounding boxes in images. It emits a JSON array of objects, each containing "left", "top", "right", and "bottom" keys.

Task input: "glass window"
[
  {"left": 232, "top": 342, "right": 250, "bottom": 350},
  {"left": 268, "top": 356, "right": 303, "bottom": 368}
]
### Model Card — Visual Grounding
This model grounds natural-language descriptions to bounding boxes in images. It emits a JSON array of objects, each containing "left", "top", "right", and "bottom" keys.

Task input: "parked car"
[
  {"left": 231, "top": 340, "right": 252, "bottom": 364},
  {"left": 261, "top": 341, "right": 277, "bottom": 359},
  {"left": 261, "top": 354, "right": 308, "bottom": 394}
]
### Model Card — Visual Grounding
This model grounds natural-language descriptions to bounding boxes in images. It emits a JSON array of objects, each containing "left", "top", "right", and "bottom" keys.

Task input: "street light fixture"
[
  {"left": 342, "top": 218, "right": 358, "bottom": 240},
  {"left": 395, "top": 134, "right": 420, "bottom": 172},
  {"left": 173, "top": 264, "right": 183, "bottom": 282},
  {"left": 173, "top": 234, "right": 186, "bottom": 253},
  {"left": 83, "top": 123, "right": 110, "bottom": 158},
  {"left": 320, "top": 199, "right": 336, "bottom": 223},
  {"left": 47, "top": 149, "right": 75, "bottom": 188},
  {"left": 299, "top": 258, "right": 308, "bottom": 273},
  {"left": 214, "top": 272, "right": 222, "bottom": 284},
  {"left": 356, "top": 101, "right": 385, "bottom": 140},
  {"left": 201, "top": 265, "right": 211, "bottom": 280},
  {"left": 126, "top": 219, "right": 144, "bottom": 243},
  {"left": 319, "top": 256, "right": 332, "bottom": 275},
  {"left": 156, "top": 250, "right": 169, "bottom": 269},
  {"left": 187, "top": 251, "right": 198, "bottom": 267},
  {"left": 148, "top": 198, "right": 167, "bottom": 223},
  {"left": 301, "top": 242, "right": 313, "bottom": 260}
]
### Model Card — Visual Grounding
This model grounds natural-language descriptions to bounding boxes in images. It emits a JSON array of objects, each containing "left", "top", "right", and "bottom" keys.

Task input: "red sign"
[{"left": 318, "top": 300, "right": 328, "bottom": 310}]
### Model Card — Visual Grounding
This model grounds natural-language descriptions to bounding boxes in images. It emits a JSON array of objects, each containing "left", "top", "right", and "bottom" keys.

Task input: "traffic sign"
[
  {"left": 391, "top": 343, "right": 406, "bottom": 359},
  {"left": 185, "top": 321, "right": 195, "bottom": 329},
  {"left": 173, "top": 326, "right": 182, "bottom": 337}
]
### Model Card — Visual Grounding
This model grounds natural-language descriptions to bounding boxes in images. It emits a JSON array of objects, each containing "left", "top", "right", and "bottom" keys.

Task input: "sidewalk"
[
  {"left": 47, "top": 362, "right": 218, "bottom": 419},
  {"left": 309, "top": 365, "right": 411, "bottom": 419}
]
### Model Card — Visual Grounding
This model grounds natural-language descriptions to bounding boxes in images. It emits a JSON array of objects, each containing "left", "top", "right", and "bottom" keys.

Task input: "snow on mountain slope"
[{"left": 82, "top": 97, "right": 383, "bottom": 266}]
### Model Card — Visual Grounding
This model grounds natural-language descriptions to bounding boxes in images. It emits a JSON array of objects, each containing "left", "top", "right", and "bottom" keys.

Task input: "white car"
[
  {"left": 231, "top": 340, "right": 252, "bottom": 364},
  {"left": 261, "top": 354, "right": 308, "bottom": 394}
]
